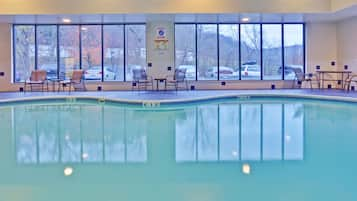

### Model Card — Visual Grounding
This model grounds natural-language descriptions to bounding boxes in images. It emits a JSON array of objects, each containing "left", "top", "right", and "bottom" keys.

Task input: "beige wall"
[
  {"left": 331, "top": 0, "right": 357, "bottom": 11},
  {"left": 0, "top": 0, "right": 331, "bottom": 14},
  {"left": 306, "top": 22, "right": 338, "bottom": 72},
  {"left": 337, "top": 16, "right": 357, "bottom": 72},
  {"left": 0, "top": 20, "right": 352, "bottom": 91},
  {"left": 0, "top": 23, "right": 17, "bottom": 92}
]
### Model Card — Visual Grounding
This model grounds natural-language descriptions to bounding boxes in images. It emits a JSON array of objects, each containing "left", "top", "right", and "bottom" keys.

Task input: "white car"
[
  {"left": 205, "top": 66, "right": 235, "bottom": 79},
  {"left": 84, "top": 66, "right": 116, "bottom": 80},
  {"left": 178, "top": 65, "right": 197, "bottom": 80},
  {"left": 241, "top": 65, "right": 261, "bottom": 79}
]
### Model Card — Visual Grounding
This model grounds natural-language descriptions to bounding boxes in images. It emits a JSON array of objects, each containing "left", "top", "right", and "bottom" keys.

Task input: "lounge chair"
[
  {"left": 344, "top": 74, "right": 357, "bottom": 91},
  {"left": 132, "top": 69, "right": 153, "bottom": 91},
  {"left": 292, "top": 68, "right": 320, "bottom": 89},
  {"left": 165, "top": 68, "right": 188, "bottom": 90},
  {"left": 60, "top": 70, "right": 86, "bottom": 92},
  {"left": 24, "top": 70, "right": 48, "bottom": 92}
]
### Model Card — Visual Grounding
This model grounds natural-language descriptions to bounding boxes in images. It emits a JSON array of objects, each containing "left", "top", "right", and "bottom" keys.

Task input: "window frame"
[
  {"left": 174, "top": 22, "right": 305, "bottom": 81},
  {"left": 12, "top": 23, "right": 146, "bottom": 83}
]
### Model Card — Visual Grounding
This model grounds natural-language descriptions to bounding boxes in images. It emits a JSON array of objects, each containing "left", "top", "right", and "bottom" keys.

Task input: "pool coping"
[{"left": 1, "top": 92, "right": 357, "bottom": 105}]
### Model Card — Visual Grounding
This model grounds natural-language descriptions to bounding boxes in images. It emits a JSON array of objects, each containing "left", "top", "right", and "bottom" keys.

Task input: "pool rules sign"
[{"left": 154, "top": 27, "right": 168, "bottom": 51}]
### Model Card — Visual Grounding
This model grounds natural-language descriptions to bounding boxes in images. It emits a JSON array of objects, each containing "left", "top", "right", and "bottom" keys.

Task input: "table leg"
[
  {"left": 341, "top": 73, "right": 344, "bottom": 89},
  {"left": 156, "top": 80, "right": 159, "bottom": 91}
]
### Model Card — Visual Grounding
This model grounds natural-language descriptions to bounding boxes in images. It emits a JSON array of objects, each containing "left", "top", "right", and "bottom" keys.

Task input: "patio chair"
[
  {"left": 24, "top": 70, "right": 48, "bottom": 92},
  {"left": 344, "top": 74, "right": 357, "bottom": 92},
  {"left": 165, "top": 68, "right": 188, "bottom": 91},
  {"left": 132, "top": 69, "right": 153, "bottom": 91},
  {"left": 60, "top": 70, "right": 86, "bottom": 92},
  {"left": 292, "top": 68, "right": 320, "bottom": 89}
]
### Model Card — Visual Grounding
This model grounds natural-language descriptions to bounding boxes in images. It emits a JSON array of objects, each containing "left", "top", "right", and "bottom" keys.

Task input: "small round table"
[
  {"left": 154, "top": 78, "right": 167, "bottom": 91},
  {"left": 47, "top": 78, "right": 64, "bottom": 92}
]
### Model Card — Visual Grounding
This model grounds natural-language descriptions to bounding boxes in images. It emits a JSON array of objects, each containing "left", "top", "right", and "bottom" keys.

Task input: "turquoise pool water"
[{"left": 0, "top": 97, "right": 356, "bottom": 201}]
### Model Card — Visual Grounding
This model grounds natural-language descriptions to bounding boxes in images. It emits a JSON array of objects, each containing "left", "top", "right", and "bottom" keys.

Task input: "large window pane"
[
  {"left": 37, "top": 25, "right": 58, "bottom": 79},
  {"left": 126, "top": 25, "right": 146, "bottom": 81},
  {"left": 284, "top": 24, "right": 304, "bottom": 80},
  {"left": 241, "top": 24, "right": 261, "bottom": 80},
  {"left": 14, "top": 25, "right": 35, "bottom": 82},
  {"left": 103, "top": 25, "right": 124, "bottom": 81},
  {"left": 175, "top": 24, "right": 196, "bottom": 80},
  {"left": 81, "top": 25, "right": 102, "bottom": 81},
  {"left": 59, "top": 25, "right": 79, "bottom": 79},
  {"left": 263, "top": 24, "right": 282, "bottom": 80},
  {"left": 219, "top": 24, "right": 239, "bottom": 80},
  {"left": 197, "top": 24, "right": 218, "bottom": 80}
]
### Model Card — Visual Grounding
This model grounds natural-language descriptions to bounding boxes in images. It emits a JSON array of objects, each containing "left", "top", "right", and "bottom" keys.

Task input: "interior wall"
[
  {"left": 0, "top": 23, "right": 16, "bottom": 92},
  {"left": 331, "top": 0, "right": 357, "bottom": 11},
  {"left": 0, "top": 0, "right": 331, "bottom": 14},
  {"left": 306, "top": 22, "right": 338, "bottom": 72},
  {"left": 337, "top": 16, "right": 357, "bottom": 72}
]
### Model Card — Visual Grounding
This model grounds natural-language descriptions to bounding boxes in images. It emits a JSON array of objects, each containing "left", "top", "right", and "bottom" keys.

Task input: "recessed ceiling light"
[
  {"left": 81, "top": 27, "right": 88, "bottom": 31},
  {"left": 62, "top": 18, "right": 72, "bottom": 23},
  {"left": 241, "top": 17, "right": 250, "bottom": 22}
]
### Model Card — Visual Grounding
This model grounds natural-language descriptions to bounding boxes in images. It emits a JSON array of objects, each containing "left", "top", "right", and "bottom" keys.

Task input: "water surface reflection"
[
  {"left": 175, "top": 102, "right": 304, "bottom": 162},
  {"left": 13, "top": 101, "right": 304, "bottom": 164},
  {"left": 14, "top": 104, "right": 148, "bottom": 164}
]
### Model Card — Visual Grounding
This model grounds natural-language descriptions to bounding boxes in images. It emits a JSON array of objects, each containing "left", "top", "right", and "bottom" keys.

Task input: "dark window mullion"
[
  {"left": 282, "top": 24, "right": 285, "bottom": 80},
  {"left": 34, "top": 25, "right": 38, "bottom": 70},
  {"left": 56, "top": 25, "right": 60, "bottom": 79},
  {"left": 101, "top": 25, "right": 104, "bottom": 82},
  {"left": 303, "top": 24, "right": 306, "bottom": 74},
  {"left": 217, "top": 24, "right": 220, "bottom": 81},
  {"left": 12, "top": 25, "right": 16, "bottom": 82},
  {"left": 79, "top": 25, "right": 82, "bottom": 70},
  {"left": 238, "top": 24, "right": 241, "bottom": 80},
  {"left": 124, "top": 25, "right": 126, "bottom": 82},
  {"left": 260, "top": 24, "right": 263, "bottom": 81},
  {"left": 195, "top": 24, "right": 198, "bottom": 81}
]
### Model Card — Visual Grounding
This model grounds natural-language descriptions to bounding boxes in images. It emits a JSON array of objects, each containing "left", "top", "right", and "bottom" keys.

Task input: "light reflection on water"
[{"left": 12, "top": 101, "right": 304, "bottom": 164}]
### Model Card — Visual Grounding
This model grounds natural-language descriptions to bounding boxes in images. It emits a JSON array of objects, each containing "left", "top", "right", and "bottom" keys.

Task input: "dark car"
[{"left": 278, "top": 65, "right": 302, "bottom": 74}]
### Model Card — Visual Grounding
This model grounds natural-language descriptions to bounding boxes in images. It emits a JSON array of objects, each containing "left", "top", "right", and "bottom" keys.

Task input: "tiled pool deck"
[{"left": 1, "top": 89, "right": 357, "bottom": 103}]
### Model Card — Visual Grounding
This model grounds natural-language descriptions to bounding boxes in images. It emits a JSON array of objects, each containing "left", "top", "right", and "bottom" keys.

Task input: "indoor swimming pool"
[{"left": 0, "top": 97, "right": 356, "bottom": 201}]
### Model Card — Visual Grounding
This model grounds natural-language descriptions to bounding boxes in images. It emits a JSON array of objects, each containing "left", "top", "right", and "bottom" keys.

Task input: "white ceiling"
[{"left": 0, "top": 5, "right": 357, "bottom": 24}]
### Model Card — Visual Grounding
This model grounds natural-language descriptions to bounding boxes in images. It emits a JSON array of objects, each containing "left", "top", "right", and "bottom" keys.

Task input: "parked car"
[
  {"left": 178, "top": 65, "right": 197, "bottom": 80},
  {"left": 241, "top": 65, "right": 261, "bottom": 78},
  {"left": 84, "top": 66, "right": 116, "bottom": 80},
  {"left": 205, "top": 66, "right": 234, "bottom": 79},
  {"left": 277, "top": 65, "right": 303, "bottom": 79},
  {"left": 126, "top": 65, "right": 143, "bottom": 81}
]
